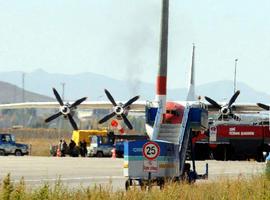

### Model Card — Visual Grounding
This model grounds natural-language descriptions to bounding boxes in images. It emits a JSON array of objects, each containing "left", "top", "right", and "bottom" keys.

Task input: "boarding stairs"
[
  {"left": 148, "top": 102, "right": 208, "bottom": 180},
  {"left": 157, "top": 123, "right": 181, "bottom": 144},
  {"left": 178, "top": 107, "right": 192, "bottom": 175},
  {"left": 155, "top": 106, "right": 193, "bottom": 175}
]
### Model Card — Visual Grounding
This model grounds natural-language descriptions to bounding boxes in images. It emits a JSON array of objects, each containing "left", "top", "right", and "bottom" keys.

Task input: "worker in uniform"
[
  {"left": 82, "top": 139, "right": 87, "bottom": 157},
  {"left": 69, "top": 139, "right": 76, "bottom": 157},
  {"left": 61, "top": 140, "right": 67, "bottom": 157},
  {"left": 79, "top": 140, "right": 87, "bottom": 157}
]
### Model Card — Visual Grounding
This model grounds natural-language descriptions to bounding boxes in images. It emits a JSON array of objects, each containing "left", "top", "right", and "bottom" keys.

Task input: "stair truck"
[{"left": 124, "top": 103, "right": 209, "bottom": 189}]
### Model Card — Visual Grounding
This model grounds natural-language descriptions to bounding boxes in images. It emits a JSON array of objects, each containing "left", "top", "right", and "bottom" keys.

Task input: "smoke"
[
  {"left": 122, "top": 3, "right": 160, "bottom": 98},
  {"left": 123, "top": 31, "right": 148, "bottom": 97},
  {"left": 103, "top": 1, "right": 160, "bottom": 99}
]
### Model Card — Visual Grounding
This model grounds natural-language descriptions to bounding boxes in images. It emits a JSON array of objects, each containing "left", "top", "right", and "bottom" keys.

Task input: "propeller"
[
  {"left": 98, "top": 89, "right": 139, "bottom": 129},
  {"left": 257, "top": 103, "right": 270, "bottom": 111},
  {"left": 204, "top": 90, "right": 241, "bottom": 121},
  {"left": 45, "top": 88, "right": 87, "bottom": 130}
]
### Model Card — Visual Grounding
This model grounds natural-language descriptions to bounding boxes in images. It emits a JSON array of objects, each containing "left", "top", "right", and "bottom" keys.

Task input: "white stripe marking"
[{"left": 12, "top": 176, "right": 124, "bottom": 183}]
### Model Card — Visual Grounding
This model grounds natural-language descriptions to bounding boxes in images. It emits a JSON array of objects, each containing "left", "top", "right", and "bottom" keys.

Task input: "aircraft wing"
[
  {"left": 206, "top": 103, "right": 264, "bottom": 113},
  {"left": 0, "top": 101, "right": 263, "bottom": 113},
  {"left": 0, "top": 101, "right": 147, "bottom": 111},
  {"left": 174, "top": 101, "right": 264, "bottom": 113}
]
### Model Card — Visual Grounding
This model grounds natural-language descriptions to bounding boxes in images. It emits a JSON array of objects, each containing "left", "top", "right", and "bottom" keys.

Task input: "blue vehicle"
[
  {"left": 87, "top": 133, "right": 147, "bottom": 158},
  {"left": 0, "top": 133, "right": 29, "bottom": 156},
  {"left": 87, "top": 135, "right": 115, "bottom": 157}
]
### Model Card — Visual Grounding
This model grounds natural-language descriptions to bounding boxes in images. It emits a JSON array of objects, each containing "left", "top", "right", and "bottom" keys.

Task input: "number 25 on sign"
[{"left": 142, "top": 141, "right": 160, "bottom": 160}]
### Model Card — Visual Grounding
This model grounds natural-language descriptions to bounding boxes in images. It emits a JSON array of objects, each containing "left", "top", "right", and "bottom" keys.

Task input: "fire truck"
[{"left": 193, "top": 121, "right": 270, "bottom": 162}]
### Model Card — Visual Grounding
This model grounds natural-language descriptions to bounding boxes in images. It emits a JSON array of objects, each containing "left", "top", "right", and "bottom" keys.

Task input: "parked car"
[{"left": 0, "top": 133, "right": 29, "bottom": 156}]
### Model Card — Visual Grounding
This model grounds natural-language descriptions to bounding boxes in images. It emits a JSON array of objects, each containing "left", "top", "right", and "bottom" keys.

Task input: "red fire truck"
[{"left": 193, "top": 121, "right": 270, "bottom": 162}]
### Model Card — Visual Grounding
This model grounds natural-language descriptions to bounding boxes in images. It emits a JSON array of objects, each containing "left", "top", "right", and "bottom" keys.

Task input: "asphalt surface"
[{"left": 0, "top": 156, "right": 266, "bottom": 190}]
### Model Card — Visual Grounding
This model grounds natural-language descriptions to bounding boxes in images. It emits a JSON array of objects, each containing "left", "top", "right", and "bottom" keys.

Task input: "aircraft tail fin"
[{"left": 186, "top": 44, "right": 196, "bottom": 101}]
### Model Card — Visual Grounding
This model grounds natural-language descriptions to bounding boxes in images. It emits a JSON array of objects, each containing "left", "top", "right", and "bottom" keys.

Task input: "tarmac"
[{"left": 0, "top": 156, "right": 266, "bottom": 190}]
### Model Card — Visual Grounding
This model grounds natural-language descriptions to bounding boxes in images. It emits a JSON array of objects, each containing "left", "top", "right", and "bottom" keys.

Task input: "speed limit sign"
[{"left": 142, "top": 141, "right": 160, "bottom": 160}]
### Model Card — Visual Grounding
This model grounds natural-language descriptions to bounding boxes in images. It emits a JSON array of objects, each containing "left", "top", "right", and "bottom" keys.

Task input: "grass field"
[
  {"left": 16, "top": 138, "right": 58, "bottom": 156},
  {"left": 0, "top": 174, "right": 269, "bottom": 200}
]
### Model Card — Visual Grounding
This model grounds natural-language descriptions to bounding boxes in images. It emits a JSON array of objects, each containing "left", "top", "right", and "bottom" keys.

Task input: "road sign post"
[{"left": 142, "top": 141, "right": 160, "bottom": 190}]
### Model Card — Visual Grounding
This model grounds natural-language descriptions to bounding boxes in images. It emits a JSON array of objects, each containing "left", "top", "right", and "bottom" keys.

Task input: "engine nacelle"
[
  {"left": 220, "top": 106, "right": 230, "bottom": 115},
  {"left": 60, "top": 104, "right": 71, "bottom": 115}
]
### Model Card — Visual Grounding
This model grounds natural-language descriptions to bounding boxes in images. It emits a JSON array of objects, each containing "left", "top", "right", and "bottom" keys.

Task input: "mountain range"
[
  {"left": 0, "top": 80, "right": 53, "bottom": 103},
  {"left": 0, "top": 69, "right": 269, "bottom": 104}
]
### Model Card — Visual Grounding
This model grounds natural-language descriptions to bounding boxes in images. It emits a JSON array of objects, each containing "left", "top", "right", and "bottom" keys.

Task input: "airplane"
[{"left": 0, "top": 0, "right": 265, "bottom": 140}]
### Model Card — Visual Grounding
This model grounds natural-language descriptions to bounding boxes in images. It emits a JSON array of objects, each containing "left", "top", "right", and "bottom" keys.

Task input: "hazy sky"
[{"left": 0, "top": 0, "right": 269, "bottom": 93}]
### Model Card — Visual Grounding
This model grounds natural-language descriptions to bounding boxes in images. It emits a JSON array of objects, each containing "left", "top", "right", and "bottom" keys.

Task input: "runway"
[
  {"left": 0, "top": 156, "right": 266, "bottom": 190},
  {"left": 0, "top": 156, "right": 125, "bottom": 189}
]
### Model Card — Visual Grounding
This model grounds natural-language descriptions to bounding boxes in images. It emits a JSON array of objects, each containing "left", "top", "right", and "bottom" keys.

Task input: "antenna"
[
  {"left": 22, "top": 72, "right": 26, "bottom": 127},
  {"left": 234, "top": 59, "right": 238, "bottom": 93},
  {"left": 22, "top": 72, "right": 25, "bottom": 102},
  {"left": 61, "top": 82, "right": 65, "bottom": 101}
]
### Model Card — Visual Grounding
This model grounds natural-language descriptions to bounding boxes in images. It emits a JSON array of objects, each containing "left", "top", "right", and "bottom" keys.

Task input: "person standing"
[
  {"left": 82, "top": 139, "right": 87, "bottom": 157},
  {"left": 69, "top": 139, "right": 76, "bottom": 157},
  {"left": 61, "top": 140, "right": 67, "bottom": 157},
  {"left": 79, "top": 141, "right": 84, "bottom": 157},
  {"left": 57, "top": 139, "right": 62, "bottom": 157}
]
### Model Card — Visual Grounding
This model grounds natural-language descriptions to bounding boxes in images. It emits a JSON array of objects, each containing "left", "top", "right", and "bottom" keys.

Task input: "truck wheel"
[
  {"left": 96, "top": 151, "right": 103, "bottom": 157},
  {"left": 15, "top": 150, "right": 22, "bottom": 156},
  {"left": 125, "top": 179, "right": 132, "bottom": 191},
  {"left": 0, "top": 150, "right": 5, "bottom": 156}
]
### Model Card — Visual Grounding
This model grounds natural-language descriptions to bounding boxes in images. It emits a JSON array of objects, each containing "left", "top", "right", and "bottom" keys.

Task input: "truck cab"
[
  {"left": 87, "top": 135, "right": 115, "bottom": 157},
  {"left": 0, "top": 133, "right": 29, "bottom": 156}
]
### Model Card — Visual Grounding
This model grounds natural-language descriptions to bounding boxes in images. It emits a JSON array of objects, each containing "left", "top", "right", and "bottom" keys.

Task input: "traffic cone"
[
  {"left": 111, "top": 148, "right": 116, "bottom": 159},
  {"left": 56, "top": 147, "right": 61, "bottom": 157}
]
